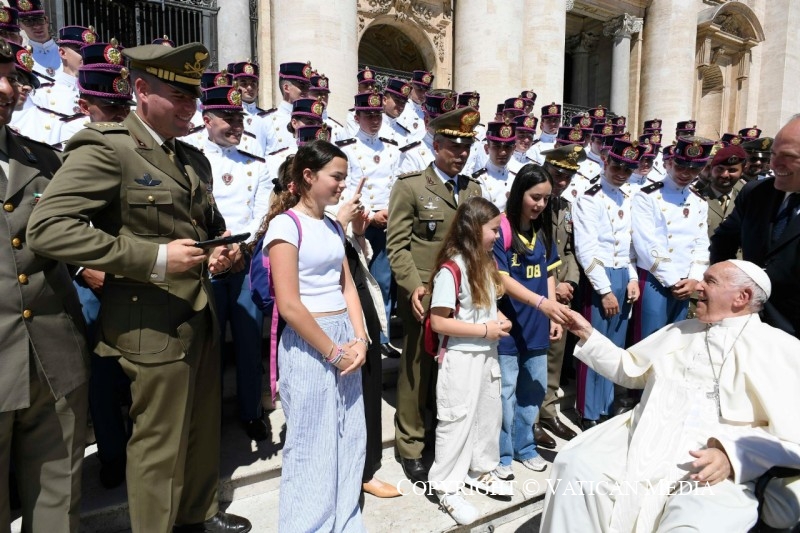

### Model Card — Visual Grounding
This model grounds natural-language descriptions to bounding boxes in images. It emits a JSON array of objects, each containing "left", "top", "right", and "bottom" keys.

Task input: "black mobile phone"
[{"left": 193, "top": 232, "right": 251, "bottom": 249}]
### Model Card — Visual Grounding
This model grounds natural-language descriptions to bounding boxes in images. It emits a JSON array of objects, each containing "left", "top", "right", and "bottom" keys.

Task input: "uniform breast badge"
[
  {"left": 222, "top": 172, "right": 234, "bottom": 185},
  {"left": 683, "top": 207, "right": 690, "bottom": 218}
]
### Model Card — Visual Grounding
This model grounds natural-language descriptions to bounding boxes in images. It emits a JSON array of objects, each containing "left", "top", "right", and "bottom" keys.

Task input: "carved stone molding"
[
  {"left": 250, "top": 0, "right": 257, "bottom": 18},
  {"left": 566, "top": 31, "right": 599, "bottom": 54},
  {"left": 172, "top": 0, "right": 217, "bottom": 7},
  {"left": 357, "top": 0, "right": 452, "bottom": 62},
  {"left": 566, "top": 0, "right": 575, "bottom": 10},
  {"left": 603, "top": 13, "right": 643, "bottom": 40}
]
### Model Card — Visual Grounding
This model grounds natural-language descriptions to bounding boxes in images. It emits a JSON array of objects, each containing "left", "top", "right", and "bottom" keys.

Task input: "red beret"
[{"left": 711, "top": 144, "right": 747, "bottom": 167}]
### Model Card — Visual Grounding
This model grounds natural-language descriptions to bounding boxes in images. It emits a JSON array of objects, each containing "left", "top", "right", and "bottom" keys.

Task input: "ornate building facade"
[{"left": 41, "top": 0, "right": 800, "bottom": 141}]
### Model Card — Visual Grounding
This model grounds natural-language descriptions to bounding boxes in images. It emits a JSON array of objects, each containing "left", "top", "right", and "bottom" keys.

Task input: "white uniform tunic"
[
  {"left": 265, "top": 144, "right": 297, "bottom": 186},
  {"left": 585, "top": 149, "right": 604, "bottom": 177},
  {"left": 29, "top": 39, "right": 62, "bottom": 79},
  {"left": 10, "top": 104, "right": 64, "bottom": 145},
  {"left": 473, "top": 159, "right": 522, "bottom": 212},
  {"left": 378, "top": 114, "right": 411, "bottom": 147},
  {"left": 396, "top": 100, "right": 426, "bottom": 143},
  {"left": 573, "top": 179, "right": 638, "bottom": 294},
  {"left": 527, "top": 132, "right": 557, "bottom": 163},
  {"left": 30, "top": 70, "right": 79, "bottom": 117},
  {"left": 631, "top": 175, "right": 710, "bottom": 287},
  {"left": 261, "top": 100, "right": 293, "bottom": 154},
  {"left": 201, "top": 138, "right": 272, "bottom": 236},
  {"left": 561, "top": 172, "right": 598, "bottom": 204},
  {"left": 56, "top": 113, "right": 90, "bottom": 144},
  {"left": 338, "top": 130, "right": 401, "bottom": 212},
  {"left": 398, "top": 132, "right": 435, "bottom": 174}
]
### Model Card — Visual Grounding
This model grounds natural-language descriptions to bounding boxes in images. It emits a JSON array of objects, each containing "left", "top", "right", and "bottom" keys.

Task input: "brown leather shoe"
[
  {"left": 540, "top": 416, "right": 577, "bottom": 441},
  {"left": 362, "top": 477, "right": 402, "bottom": 498},
  {"left": 533, "top": 423, "right": 557, "bottom": 450}
]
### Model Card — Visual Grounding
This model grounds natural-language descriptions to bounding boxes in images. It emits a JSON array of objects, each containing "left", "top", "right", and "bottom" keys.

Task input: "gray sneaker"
[
  {"left": 495, "top": 463, "right": 515, "bottom": 481},
  {"left": 465, "top": 470, "right": 514, "bottom": 496},
  {"left": 437, "top": 491, "right": 479, "bottom": 525},
  {"left": 520, "top": 455, "right": 548, "bottom": 472}
]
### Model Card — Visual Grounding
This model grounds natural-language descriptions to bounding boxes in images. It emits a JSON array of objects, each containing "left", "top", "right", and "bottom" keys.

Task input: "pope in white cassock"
[{"left": 541, "top": 260, "right": 800, "bottom": 532}]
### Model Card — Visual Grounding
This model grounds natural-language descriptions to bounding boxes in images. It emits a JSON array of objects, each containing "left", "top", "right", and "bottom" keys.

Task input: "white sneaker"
[
  {"left": 495, "top": 463, "right": 515, "bottom": 481},
  {"left": 520, "top": 455, "right": 548, "bottom": 472},
  {"left": 465, "top": 470, "right": 514, "bottom": 496},
  {"left": 438, "top": 491, "right": 479, "bottom": 525}
]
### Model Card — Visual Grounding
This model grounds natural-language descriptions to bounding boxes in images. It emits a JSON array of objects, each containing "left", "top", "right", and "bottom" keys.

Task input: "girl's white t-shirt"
[
  {"left": 263, "top": 210, "right": 346, "bottom": 313},
  {"left": 430, "top": 254, "right": 498, "bottom": 352}
]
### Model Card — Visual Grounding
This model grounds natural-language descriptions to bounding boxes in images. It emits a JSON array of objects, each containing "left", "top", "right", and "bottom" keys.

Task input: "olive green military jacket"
[
  {"left": 387, "top": 164, "right": 482, "bottom": 295},
  {"left": 551, "top": 197, "right": 580, "bottom": 286},
  {"left": 1, "top": 126, "right": 88, "bottom": 412},
  {"left": 27, "top": 113, "right": 225, "bottom": 364},
  {"left": 700, "top": 179, "right": 744, "bottom": 239}
]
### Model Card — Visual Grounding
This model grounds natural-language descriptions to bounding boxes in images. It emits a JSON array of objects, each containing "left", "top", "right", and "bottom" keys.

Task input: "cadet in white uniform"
[
  {"left": 378, "top": 78, "right": 412, "bottom": 147},
  {"left": 199, "top": 84, "right": 272, "bottom": 441},
  {"left": 344, "top": 66, "right": 378, "bottom": 138},
  {"left": 528, "top": 102, "right": 562, "bottom": 164},
  {"left": 397, "top": 91, "right": 456, "bottom": 174},
  {"left": 338, "top": 91, "right": 402, "bottom": 358},
  {"left": 395, "top": 69, "right": 432, "bottom": 143},
  {"left": 553, "top": 125, "right": 598, "bottom": 203},
  {"left": 308, "top": 72, "right": 345, "bottom": 142},
  {"left": 261, "top": 61, "right": 313, "bottom": 154},
  {"left": 632, "top": 136, "right": 714, "bottom": 340},
  {"left": 472, "top": 120, "right": 522, "bottom": 212},
  {"left": 14, "top": 0, "right": 61, "bottom": 79},
  {"left": 264, "top": 97, "right": 326, "bottom": 182},
  {"left": 573, "top": 138, "right": 646, "bottom": 429}
]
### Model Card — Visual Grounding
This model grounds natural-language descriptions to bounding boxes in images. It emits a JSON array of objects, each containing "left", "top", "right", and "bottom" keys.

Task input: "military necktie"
[
  {"left": 0, "top": 149, "right": 8, "bottom": 201},
  {"left": 446, "top": 179, "right": 457, "bottom": 204},
  {"left": 163, "top": 140, "right": 178, "bottom": 165},
  {"left": 719, "top": 193, "right": 730, "bottom": 214},
  {"left": 772, "top": 193, "right": 800, "bottom": 242}
]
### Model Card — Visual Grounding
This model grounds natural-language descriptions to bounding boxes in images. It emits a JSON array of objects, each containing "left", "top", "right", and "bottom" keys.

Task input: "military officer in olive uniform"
[
  {"left": 386, "top": 106, "right": 483, "bottom": 483},
  {"left": 27, "top": 43, "right": 251, "bottom": 533},
  {"left": 0, "top": 38, "right": 89, "bottom": 533},
  {"left": 698, "top": 144, "right": 747, "bottom": 239}
]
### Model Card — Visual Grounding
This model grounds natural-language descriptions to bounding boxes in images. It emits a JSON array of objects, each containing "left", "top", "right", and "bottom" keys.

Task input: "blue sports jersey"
[{"left": 494, "top": 223, "right": 561, "bottom": 354}]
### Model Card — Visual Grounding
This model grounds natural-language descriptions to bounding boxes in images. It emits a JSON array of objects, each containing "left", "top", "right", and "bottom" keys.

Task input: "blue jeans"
[
  {"left": 366, "top": 224, "right": 392, "bottom": 344},
  {"left": 211, "top": 268, "right": 264, "bottom": 421},
  {"left": 498, "top": 348, "right": 547, "bottom": 465}
]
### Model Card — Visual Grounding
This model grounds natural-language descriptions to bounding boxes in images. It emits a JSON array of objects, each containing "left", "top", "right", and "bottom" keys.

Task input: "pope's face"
[{"left": 695, "top": 263, "right": 746, "bottom": 323}]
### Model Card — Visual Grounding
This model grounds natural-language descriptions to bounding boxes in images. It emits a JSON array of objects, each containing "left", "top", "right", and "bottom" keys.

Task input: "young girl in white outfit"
[
  {"left": 264, "top": 140, "right": 369, "bottom": 532},
  {"left": 428, "top": 196, "right": 513, "bottom": 526}
]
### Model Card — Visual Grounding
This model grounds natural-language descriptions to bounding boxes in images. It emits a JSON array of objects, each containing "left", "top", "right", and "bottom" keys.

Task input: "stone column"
[
  {"left": 270, "top": 0, "right": 358, "bottom": 119},
  {"left": 216, "top": 0, "right": 251, "bottom": 69},
  {"left": 256, "top": 0, "right": 273, "bottom": 109},
  {"left": 454, "top": 0, "right": 524, "bottom": 121},
  {"left": 603, "top": 14, "right": 643, "bottom": 118},
  {"left": 521, "top": 0, "right": 568, "bottom": 108},
  {"left": 757, "top": 0, "right": 800, "bottom": 133},
  {"left": 639, "top": 0, "right": 698, "bottom": 145},
  {"left": 566, "top": 32, "right": 598, "bottom": 107}
]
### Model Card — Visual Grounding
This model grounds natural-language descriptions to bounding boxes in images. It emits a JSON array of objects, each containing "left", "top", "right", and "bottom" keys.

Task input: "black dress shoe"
[
  {"left": 401, "top": 457, "right": 428, "bottom": 483},
  {"left": 580, "top": 418, "right": 599, "bottom": 431},
  {"left": 243, "top": 417, "right": 268, "bottom": 442},
  {"left": 99, "top": 456, "right": 126, "bottom": 489},
  {"left": 540, "top": 416, "right": 577, "bottom": 441},
  {"left": 381, "top": 343, "right": 401, "bottom": 358},
  {"left": 533, "top": 423, "right": 557, "bottom": 450},
  {"left": 173, "top": 511, "right": 252, "bottom": 532}
]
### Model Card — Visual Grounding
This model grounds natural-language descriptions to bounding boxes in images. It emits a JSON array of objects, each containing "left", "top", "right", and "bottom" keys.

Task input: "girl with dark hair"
[
  {"left": 427, "top": 196, "right": 512, "bottom": 525},
  {"left": 263, "top": 140, "right": 369, "bottom": 532},
  {"left": 494, "top": 163, "right": 571, "bottom": 479}
]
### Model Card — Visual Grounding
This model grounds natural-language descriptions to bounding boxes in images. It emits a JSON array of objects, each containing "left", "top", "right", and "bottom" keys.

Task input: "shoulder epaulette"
[
  {"left": 85, "top": 121, "right": 128, "bottom": 133},
  {"left": 399, "top": 140, "right": 420, "bottom": 153},
  {"left": 471, "top": 168, "right": 488, "bottom": 179},
  {"left": 60, "top": 112, "right": 85, "bottom": 123},
  {"left": 395, "top": 122, "right": 410, "bottom": 134},
  {"left": 641, "top": 181, "right": 664, "bottom": 194},
  {"left": 268, "top": 146, "right": 289, "bottom": 156},
  {"left": 32, "top": 69, "right": 55, "bottom": 83},
  {"left": 187, "top": 124, "right": 205, "bottom": 135},
  {"left": 689, "top": 185, "right": 705, "bottom": 199},
  {"left": 589, "top": 175, "right": 601, "bottom": 184},
  {"left": 584, "top": 183, "right": 602, "bottom": 196},
  {"left": 463, "top": 173, "right": 481, "bottom": 184},
  {"left": 35, "top": 104, "right": 71, "bottom": 119},
  {"left": 242, "top": 130, "right": 256, "bottom": 139},
  {"left": 327, "top": 117, "right": 343, "bottom": 127},
  {"left": 236, "top": 149, "right": 266, "bottom": 163},
  {"left": 177, "top": 139, "right": 204, "bottom": 155},
  {"left": 335, "top": 138, "right": 356, "bottom": 147},
  {"left": 530, "top": 139, "right": 540, "bottom": 146},
  {"left": 347, "top": 107, "right": 355, "bottom": 112},
  {"left": 256, "top": 107, "right": 276, "bottom": 117},
  {"left": 380, "top": 136, "right": 398, "bottom": 146},
  {"left": 397, "top": 171, "right": 421, "bottom": 180},
  {"left": 8, "top": 130, "right": 61, "bottom": 161}
]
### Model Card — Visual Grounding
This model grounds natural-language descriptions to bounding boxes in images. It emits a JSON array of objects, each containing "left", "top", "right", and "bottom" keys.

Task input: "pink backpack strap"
[
  {"left": 268, "top": 210, "right": 303, "bottom": 403},
  {"left": 437, "top": 260, "right": 461, "bottom": 362},
  {"left": 500, "top": 213, "right": 512, "bottom": 251}
]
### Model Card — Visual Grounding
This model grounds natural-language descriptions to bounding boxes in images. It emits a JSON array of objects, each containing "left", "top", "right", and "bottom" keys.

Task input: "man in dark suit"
[
  {"left": 0, "top": 40, "right": 89, "bottom": 533},
  {"left": 711, "top": 115, "right": 800, "bottom": 338},
  {"left": 27, "top": 43, "right": 251, "bottom": 532}
]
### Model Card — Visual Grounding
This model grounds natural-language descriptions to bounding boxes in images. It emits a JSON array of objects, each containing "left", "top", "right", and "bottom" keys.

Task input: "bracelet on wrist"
[
  {"left": 353, "top": 337, "right": 368, "bottom": 348},
  {"left": 482, "top": 323, "right": 488, "bottom": 338},
  {"left": 325, "top": 343, "right": 336, "bottom": 362},
  {"left": 535, "top": 295, "right": 545, "bottom": 311},
  {"left": 329, "top": 345, "right": 346, "bottom": 366}
]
